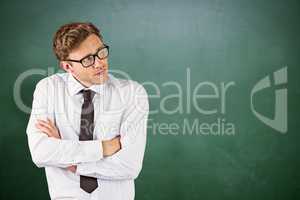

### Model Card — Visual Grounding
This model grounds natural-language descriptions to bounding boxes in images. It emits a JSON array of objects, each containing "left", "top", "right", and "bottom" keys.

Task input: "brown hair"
[{"left": 53, "top": 22, "right": 103, "bottom": 60}]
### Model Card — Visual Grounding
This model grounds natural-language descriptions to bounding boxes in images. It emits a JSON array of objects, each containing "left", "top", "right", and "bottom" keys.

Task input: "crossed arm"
[
  {"left": 35, "top": 118, "right": 121, "bottom": 173},
  {"left": 26, "top": 80, "right": 149, "bottom": 180}
]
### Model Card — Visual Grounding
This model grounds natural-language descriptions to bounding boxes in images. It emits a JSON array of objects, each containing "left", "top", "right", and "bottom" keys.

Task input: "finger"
[
  {"left": 37, "top": 123, "right": 52, "bottom": 133},
  {"left": 37, "top": 119, "right": 49, "bottom": 126},
  {"left": 37, "top": 120, "right": 53, "bottom": 130},
  {"left": 47, "top": 118, "right": 56, "bottom": 130},
  {"left": 47, "top": 118, "right": 61, "bottom": 136},
  {"left": 35, "top": 124, "right": 51, "bottom": 135},
  {"left": 35, "top": 123, "right": 50, "bottom": 131}
]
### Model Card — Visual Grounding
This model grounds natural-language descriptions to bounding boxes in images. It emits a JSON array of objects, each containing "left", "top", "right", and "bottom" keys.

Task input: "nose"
[{"left": 94, "top": 56, "right": 105, "bottom": 69}]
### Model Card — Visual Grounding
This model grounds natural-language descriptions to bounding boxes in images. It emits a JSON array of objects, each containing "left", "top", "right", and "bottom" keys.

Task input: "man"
[{"left": 26, "top": 22, "right": 149, "bottom": 200}]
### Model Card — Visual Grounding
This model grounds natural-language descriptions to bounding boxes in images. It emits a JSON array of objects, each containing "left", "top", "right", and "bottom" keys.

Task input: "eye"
[
  {"left": 82, "top": 56, "right": 94, "bottom": 65},
  {"left": 98, "top": 48, "right": 108, "bottom": 59}
]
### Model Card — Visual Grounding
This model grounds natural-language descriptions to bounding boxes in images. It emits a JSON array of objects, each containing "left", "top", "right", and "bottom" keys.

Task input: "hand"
[
  {"left": 102, "top": 136, "right": 121, "bottom": 157},
  {"left": 67, "top": 165, "right": 77, "bottom": 173},
  {"left": 35, "top": 118, "right": 61, "bottom": 139}
]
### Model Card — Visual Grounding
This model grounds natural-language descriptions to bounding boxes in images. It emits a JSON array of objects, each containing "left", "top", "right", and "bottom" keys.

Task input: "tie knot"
[{"left": 82, "top": 90, "right": 94, "bottom": 102}]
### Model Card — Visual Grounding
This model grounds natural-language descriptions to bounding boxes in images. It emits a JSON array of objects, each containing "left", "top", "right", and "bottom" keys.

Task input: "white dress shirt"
[{"left": 26, "top": 72, "right": 149, "bottom": 200}]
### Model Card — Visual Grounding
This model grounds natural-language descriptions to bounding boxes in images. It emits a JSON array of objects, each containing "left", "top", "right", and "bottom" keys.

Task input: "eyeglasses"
[{"left": 65, "top": 45, "right": 109, "bottom": 68}]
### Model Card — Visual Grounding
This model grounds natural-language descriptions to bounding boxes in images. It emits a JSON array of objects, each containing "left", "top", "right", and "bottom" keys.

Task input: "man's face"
[{"left": 62, "top": 34, "right": 109, "bottom": 87}]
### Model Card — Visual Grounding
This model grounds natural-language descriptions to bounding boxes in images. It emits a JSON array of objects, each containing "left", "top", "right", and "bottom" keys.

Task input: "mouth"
[{"left": 94, "top": 69, "right": 106, "bottom": 76}]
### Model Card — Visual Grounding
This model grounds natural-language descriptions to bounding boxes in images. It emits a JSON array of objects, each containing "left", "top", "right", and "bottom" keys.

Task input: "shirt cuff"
[{"left": 76, "top": 162, "right": 97, "bottom": 176}]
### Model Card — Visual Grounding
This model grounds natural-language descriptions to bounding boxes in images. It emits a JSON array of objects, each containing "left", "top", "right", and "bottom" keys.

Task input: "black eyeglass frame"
[{"left": 64, "top": 45, "right": 110, "bottom": 68}]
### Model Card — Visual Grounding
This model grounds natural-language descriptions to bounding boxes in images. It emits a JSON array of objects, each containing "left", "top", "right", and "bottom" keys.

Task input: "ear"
[{"left": 60, "top": 61, "right": 73, "bottom": 73}]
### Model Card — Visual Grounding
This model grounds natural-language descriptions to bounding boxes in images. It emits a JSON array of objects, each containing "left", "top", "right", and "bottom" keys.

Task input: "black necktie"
[{"left": 79, "top": 90, "right": 98, "bottom": 193}]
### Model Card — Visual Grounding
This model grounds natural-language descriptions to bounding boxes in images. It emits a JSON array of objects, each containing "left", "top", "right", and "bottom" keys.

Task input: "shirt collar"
[{"left": 67, "top": 73, "right": 113, "bottom": 96}]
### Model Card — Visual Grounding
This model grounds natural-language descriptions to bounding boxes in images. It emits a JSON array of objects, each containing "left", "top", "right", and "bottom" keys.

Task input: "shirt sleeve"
[
  {"left": 26, "top": 79, "right": 103, "bottom": 168},
  {"left": 76, "top": 82, "right": 149, "bottom": 180}
]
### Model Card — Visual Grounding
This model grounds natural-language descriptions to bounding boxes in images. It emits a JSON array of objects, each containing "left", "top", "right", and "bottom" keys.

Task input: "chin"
[{"left": 93, "top": 74, "right": 108, "bottom": 85}]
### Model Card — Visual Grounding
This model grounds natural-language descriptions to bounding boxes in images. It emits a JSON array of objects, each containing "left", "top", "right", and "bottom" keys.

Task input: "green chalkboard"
[{"left": 1, "top": 0, "right": 299, "bottom": 199}]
